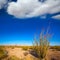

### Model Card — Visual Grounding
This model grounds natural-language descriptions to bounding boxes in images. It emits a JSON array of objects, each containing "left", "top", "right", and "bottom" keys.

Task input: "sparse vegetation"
[
  {"left": 50, "top": 46, "right": 60, "bottom": 51},
  {"left": 8, "top": 56, "right": 20, "bottom": 60},
  {"left": 32, "top": 29, "right": 50, "bottom": 60},
  {"left": 0, "top": 47, "right": 8, "bottom": 60},
  {"left": 0, "top": 45, "right": 60, "bottom": 60}
]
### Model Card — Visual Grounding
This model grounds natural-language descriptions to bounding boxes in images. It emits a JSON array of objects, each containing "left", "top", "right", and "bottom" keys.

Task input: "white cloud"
[
  {"left": 0, "top": 0, "right": 8, "bottom": 9},
  {"left": 52, "top": 15, "right": 60, "bottom": 19},
  {"left": 7, "top": 0, "right": 60, "bottom": 18}
]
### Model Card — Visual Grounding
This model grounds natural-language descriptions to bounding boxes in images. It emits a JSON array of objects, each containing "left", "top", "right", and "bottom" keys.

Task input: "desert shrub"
[
  {"left": 32, "top": 29, "right": 51, "bottom": 60},
  {"left": 0, "top": 48, "right": 8, "bottom": 59},
  {"left": 50, "top": 46, "right": 60, "bottom": 51},
  {"left": 20, "top": 46, "right": 29, "bottom": 51},
  {"left": 22, "top": 46, "right": 28, "bottom": 50}
]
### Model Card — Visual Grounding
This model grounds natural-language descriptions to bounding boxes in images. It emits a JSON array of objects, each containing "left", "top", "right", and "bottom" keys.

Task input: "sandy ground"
[
  {"left": 5, "top": 47, "right": 60, "bottom": 60},
  {"left": 46, "top": 49, "right": 60, "bottom": 60},
  {"left": 5, "top": 48, "right": 28, "bottom": 59}
]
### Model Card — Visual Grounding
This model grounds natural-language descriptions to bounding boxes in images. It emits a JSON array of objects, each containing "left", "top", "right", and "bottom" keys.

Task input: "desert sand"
[{"left": 3, "top": 47, "right": 60, "bottom": 60}]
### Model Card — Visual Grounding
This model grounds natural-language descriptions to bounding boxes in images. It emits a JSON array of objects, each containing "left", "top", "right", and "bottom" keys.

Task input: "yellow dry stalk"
[{"left": 33, "top": 29, "right": 50, "bottom": 60}]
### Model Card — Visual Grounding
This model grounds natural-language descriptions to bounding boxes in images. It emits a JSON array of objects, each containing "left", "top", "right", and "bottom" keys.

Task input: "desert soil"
[{"left": 4, "top": 47, "right": 60, "bottom": 60}]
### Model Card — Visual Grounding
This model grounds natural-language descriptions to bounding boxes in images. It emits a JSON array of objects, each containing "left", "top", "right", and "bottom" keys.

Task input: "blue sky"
[{"left": 0, "top": 0, "right": 60, "bottom": 46}]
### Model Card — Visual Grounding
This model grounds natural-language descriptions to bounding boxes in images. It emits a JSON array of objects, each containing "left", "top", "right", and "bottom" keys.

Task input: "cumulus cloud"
[
  {"left": 52, "top": 15, "right": 60, "bottom": 19},
  {"left": 7, "top": 0, "right": 60, "bottom": 18},
  {"left": 0, "top": 0, "right": 8, "bottom": 9}
]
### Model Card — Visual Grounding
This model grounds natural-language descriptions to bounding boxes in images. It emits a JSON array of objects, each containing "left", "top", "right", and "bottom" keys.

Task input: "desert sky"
[{"left": 0, "top": 0, "right": 60, "bottom": 45}]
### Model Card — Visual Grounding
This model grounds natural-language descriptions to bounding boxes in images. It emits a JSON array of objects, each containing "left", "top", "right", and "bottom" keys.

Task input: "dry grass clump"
[
  {"left": 50, "top": 46, "right": 60, "bottom": 51},
  {"left": 32, "top": 29, "right": 51, "bottom": 60},
  {"left": 8, "top": 56, "right": 20, "bottom": 60},
  {"left": 0, "top": 47, "right": 8, "bottom": 60}
]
